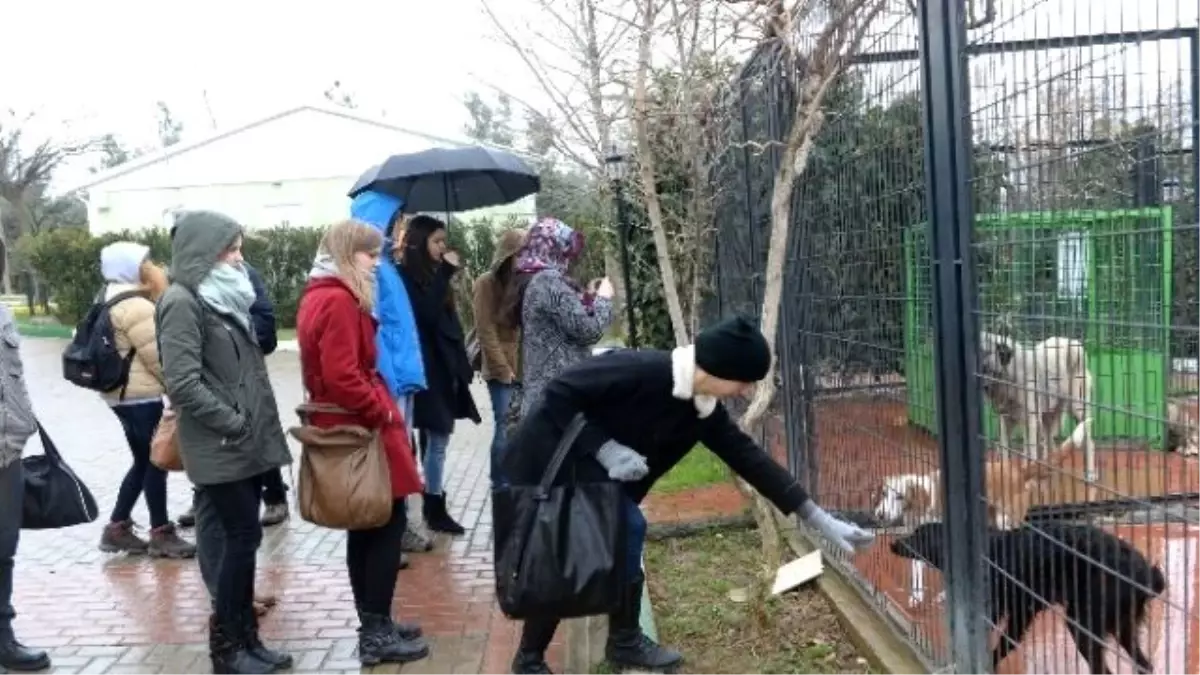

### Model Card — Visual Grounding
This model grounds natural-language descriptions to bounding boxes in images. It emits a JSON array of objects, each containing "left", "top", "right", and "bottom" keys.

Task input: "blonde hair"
[
  {"left": 319, "top": 220, "right": 383, "bottom": 310},
  {"left": 140, "top": 260, "right": 168, "bottom": 301}
]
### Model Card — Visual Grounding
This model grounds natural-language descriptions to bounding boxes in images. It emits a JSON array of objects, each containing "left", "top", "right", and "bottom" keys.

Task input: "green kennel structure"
[{"left": 904, "top": 208, "right": 1175, "bottom": 447}]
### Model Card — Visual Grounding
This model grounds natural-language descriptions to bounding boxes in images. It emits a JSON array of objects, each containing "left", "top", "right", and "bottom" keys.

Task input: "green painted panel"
[{"left": 903, "top": 208, "right": 1173, "bottom": 448}]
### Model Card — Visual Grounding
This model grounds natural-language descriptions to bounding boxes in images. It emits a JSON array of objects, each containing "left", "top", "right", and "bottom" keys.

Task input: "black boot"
[
  {"left": 605, "top": 573, "right": 682, "bottom": 672},
  {"left": 422, "top": 493, "right": 465, "bottom": 535},
  {"left": 208, "top": 617, "right": 274, "bottom": 675},
  {"left": 357, "top": 612, "right": 429, "bottom": 665},
  {"left": 0, "top": 624, "right": 50, "bottom": 672},
  {"left": 356, "top": 604, "right": 422, "bottom": 641},
  {"left": 243, "top": 611, "right": 292, "bottom": 671},
  {"left": 510, "top": 617, "right": 558, "bottom": 674}
]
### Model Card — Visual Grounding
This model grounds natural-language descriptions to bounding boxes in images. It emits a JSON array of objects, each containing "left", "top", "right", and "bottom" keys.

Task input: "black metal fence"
[{"left": 709, "top": 1, "right": 1198, "bottom": 671}]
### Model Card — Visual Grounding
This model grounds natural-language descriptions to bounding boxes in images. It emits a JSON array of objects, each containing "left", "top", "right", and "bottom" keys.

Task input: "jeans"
[
  {"left": 0, "top": 462, "right": 22, "bottom": 635},
  {"left": 194, "top": 485, "right": 221, "bottom": 603},
  {"left": 622, "top": 495, "right": 647, "bottom": 580},
  {"left": 198, "top": 474, "right": 264, "bottom": 627},
  {"left": 110, "top": 401, "right": 169, "bottom": 528},
  {"left": 261, "top": 468, "right": 288, "bottom": 506},
  {"left": 486, "top": 381, "right": 514, "bottom": 489},
  {"left": 421, "top": 431, "right": 451, "bottom": 495},
  {"left": 346, "top": 499, "right": 407, "bottom": 616}
]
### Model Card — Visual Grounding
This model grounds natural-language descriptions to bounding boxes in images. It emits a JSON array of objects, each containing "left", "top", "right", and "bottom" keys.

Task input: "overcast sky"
[
  {"left": 6, "top": 0, "right": 548, "bottom": 187},
  {"left": 6, "top": 0, "right": 1197, "bottom": 190}
]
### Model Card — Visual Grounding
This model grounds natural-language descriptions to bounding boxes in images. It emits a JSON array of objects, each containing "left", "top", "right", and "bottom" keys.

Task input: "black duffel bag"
[
  {"left": 22, "top": 423, "right": 99, "bottom": 530},
  {"left": 493, "top": 413, "right": 626, "bottom": 620}
]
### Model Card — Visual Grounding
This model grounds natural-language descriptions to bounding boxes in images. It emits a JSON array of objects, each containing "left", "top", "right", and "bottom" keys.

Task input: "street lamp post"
[{"left": 603, "top": 144, "right": 638, "bottom": 350}]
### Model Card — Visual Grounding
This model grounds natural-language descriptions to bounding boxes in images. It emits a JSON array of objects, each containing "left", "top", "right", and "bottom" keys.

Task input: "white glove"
[
  {"left": 594, "top": 440, "right": 649, "bottom": 482},
  {"left": 799, "top": 501, "right": 875, "bottom": 554}
]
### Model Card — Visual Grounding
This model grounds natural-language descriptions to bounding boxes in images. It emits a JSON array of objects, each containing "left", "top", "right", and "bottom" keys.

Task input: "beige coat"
[
  {"left": 473, "top": 272, "right": 520, "bottom": 382},
  {"left": 103, "top": 283, "right": 165, "bottom": 404},
  {"left": 472, "top": 228, "right": 527, "bottom": 383}
]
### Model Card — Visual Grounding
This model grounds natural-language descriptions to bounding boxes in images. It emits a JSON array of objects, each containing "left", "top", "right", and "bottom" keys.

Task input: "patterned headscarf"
[{"left": 514, "top": 217, "right": 585, "bottom": 274}]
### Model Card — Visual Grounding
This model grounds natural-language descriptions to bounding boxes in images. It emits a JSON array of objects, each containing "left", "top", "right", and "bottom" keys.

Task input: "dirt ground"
[{"left": 644, "top": 528, "right": 874, "bottom": 674}]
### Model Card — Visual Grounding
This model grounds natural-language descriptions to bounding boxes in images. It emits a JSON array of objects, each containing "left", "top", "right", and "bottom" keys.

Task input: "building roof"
[{"left": 60, "top": 102, "right": 535, "bottom": 194}]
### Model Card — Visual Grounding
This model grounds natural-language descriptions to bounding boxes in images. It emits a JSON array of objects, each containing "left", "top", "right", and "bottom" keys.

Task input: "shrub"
[
  {"left": 21, "top": 226, "right": 326, "bottom": 327},
  {"left": 20, "top": 219, "right": 531, "bottom": 329}
]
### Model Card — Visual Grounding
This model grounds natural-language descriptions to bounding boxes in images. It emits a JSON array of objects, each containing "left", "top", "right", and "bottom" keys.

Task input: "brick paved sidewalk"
[{"left": 9, "top": 339, "right": 558, "bottom": 674}]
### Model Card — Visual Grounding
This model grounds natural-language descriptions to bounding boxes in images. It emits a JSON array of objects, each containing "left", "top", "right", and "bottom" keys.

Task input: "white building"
[{"left": 62, "top": 103, "right": 539, "bottom": 234}]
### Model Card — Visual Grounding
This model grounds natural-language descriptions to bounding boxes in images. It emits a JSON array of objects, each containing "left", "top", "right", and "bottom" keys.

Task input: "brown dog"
[{"left": 872, "top": 418, "right": 1092, "bottom": 529}]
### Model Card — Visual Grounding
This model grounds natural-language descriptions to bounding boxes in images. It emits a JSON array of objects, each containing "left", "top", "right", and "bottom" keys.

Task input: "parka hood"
[
  {"left": 350, "top": 191, "right": 405, "bottom": 234},
  {"left": 170, "top": 210, "right": 244, "bottom": 289}
]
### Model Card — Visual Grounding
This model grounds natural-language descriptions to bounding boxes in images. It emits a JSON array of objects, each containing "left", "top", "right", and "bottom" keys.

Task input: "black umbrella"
[{"left": 348, "top": 145, "right": 540, "bottom": 213}]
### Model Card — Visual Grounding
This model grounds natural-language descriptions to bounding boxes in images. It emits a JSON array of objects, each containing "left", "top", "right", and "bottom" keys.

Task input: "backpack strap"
[{"left": 102, "top": 288, "right": 150, "bottom": 402}]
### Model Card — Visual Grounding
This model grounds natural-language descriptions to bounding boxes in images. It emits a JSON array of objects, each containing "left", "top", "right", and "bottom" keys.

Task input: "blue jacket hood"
[{"left": 350, "top": 191, "right": 404, "bottom": 232}]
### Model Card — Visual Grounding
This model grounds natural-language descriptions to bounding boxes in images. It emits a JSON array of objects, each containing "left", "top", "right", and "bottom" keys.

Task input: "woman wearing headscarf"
[
  {"left": 94, "top": 242, "right": 196, "bottom": 558},
  {"left": 399, "top": 215, "right": 481, "bottom": 535},
  {"left": 156, "top": 210, "right": 292, "bottom": 674},
  {"left": 296, "top": 220, "right": 429, "bottom": 666},
  {"left": 510, "top": 217, "right": 614, "bottom": 419},
  {"left": 471, "top": 228, "right": 527, "bottom": 488},
  {"left": 504, "top": 316, "right": 876, "bottom": 673}
]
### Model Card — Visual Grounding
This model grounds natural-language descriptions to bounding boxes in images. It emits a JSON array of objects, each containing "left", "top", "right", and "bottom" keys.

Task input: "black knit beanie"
[{"left": 695, "top": 315, "right": 770, "bottom": 383}]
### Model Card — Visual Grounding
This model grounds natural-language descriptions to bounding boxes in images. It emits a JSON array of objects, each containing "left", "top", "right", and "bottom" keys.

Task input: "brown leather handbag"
[
  {"left": 288, "top": 402, "right": 392, "bottom": 530},
  {"left": 150, "top": 409, "right": 184, "bottom": 472}
]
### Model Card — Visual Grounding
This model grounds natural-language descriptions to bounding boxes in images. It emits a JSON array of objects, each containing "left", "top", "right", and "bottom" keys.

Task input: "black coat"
[
  {"left": 503, "top": 348, "right": 809, "bottom": 512},
  {"left": 399, "top": 260, "right": 481, "bottom": 434},
  {"left": 245, "top": 263, "right": 277, "bottom": 355}
]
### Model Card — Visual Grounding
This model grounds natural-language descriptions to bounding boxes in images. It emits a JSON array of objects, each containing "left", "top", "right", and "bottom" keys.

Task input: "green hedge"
[
  {"left": 19, "top": 218, "right": 544, "bottom": 330},
  {"left": 20, "top": 226, "right": 325, "bottom": 328}
]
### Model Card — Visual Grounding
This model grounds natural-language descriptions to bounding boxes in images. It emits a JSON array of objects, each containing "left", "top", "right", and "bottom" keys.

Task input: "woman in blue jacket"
[{"left": 350, "top": 191, "right": 434, "bottom": 553}]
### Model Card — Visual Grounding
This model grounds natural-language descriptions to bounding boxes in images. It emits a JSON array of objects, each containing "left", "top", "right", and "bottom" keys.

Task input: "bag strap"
[
  {"left": 536, "top": 413, "right": 588, "bottom": 498},
  {"left": 35, "top": 422, "right": 62, "bottom": 464}
]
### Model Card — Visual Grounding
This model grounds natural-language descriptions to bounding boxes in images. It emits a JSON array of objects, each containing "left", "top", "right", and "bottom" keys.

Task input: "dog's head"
[
  {"left": 873, "top": 473, "right": 937, "bottom": 526},
  {"left": 979, "top": 330, "right": 1016, "bottom": 375},
  {"left": 890, "top": 522, "right": 948, "bottom": 569}
]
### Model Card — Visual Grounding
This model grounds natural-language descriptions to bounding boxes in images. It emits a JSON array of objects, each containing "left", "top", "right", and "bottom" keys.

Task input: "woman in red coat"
[{"left": 295, "top": 220, "right": 428, "bottom": 667}]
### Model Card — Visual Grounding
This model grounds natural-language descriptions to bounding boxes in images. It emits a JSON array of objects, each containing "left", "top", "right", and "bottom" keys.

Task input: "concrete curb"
[
  {"left": 781, "top": 526, "right": 929, "bottom": 674},
  {"left": 563, "top": 576, "right": 657, "bottom": 674}
]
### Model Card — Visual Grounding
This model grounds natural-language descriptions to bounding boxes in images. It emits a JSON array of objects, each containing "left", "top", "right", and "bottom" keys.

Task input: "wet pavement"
[{"left": 8, "top": 338, "right": 558, "bottom": 674}]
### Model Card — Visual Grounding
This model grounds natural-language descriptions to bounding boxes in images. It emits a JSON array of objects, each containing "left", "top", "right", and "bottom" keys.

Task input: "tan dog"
[
  {"left": 1167, "top": 398, "right": 1199, "bottom": 456},
  {"left": 978, "top": 331, "right": 1095, "bottom": 480},
  {"left": 872, "top": 418, "right": 1093, "bottom": 530}
]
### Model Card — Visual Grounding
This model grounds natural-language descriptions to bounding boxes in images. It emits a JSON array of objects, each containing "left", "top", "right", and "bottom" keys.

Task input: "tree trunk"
[{"left": 632, "top": 0, "right": 691, "bottom": 347}]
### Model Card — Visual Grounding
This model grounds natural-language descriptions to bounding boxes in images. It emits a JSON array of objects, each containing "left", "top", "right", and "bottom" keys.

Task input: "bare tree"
[
  {"left": 629, "top": 0, "right": 691, "bottom": 345},
  {"left": 724, "top": 0, "right": 896, "bottom": 597},
  {"left": 0, "top": 112, "right": 91, "bottom": 292},
  {"left": 480, "top": 0, "right": 635, "bottom": 336}
]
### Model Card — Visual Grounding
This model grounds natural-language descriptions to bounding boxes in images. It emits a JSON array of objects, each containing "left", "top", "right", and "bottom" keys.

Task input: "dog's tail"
[{"left": 1023, "top": 418, "right": 1092, "bottom": 482}]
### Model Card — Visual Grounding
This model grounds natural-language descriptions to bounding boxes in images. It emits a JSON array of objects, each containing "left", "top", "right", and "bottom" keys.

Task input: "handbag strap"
[
  {"left": 536, "top": 413, "right": 588, "bottom": 498},
  {"left": 295, "top": 401, "right": 353, "bottom": 420},
  {"left": 35, "top": 422, "right": 62, "bottom": 464}
]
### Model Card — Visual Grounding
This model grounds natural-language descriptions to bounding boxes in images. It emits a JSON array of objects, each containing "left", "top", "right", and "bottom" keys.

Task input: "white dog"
[{"left": 978, "top": 331, "right": 1096, "bottom": 481}]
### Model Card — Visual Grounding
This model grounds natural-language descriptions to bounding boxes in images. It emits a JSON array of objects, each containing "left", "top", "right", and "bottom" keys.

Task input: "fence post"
[{"left": 916, "top": 1, "right": 990, "bottom": 672}]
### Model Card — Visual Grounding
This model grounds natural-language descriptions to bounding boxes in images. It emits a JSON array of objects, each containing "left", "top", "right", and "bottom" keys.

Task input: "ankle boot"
[
  {"left": 605, "top": 573, "right": 682, "bottom": 671},
  {"left": 208, "top": 616, "right": 274, "bottom": 674},
  {"left": 355, "top": 603, "right": 422, "bottom": 641},
  {"left": 357, "top": 612, "right": 429, "bottom": 665},
  {"left": 510, "top": 617, "right": 558, "bottom": 674},
  {"left": 422, "top": 493, "right": 466, "bottom": 535},
  {"left": 0, "top": 624, "right": 50, "bottom": 672},
  {"left": 243, "top": 610, "right": 292, "bottom": 671}
]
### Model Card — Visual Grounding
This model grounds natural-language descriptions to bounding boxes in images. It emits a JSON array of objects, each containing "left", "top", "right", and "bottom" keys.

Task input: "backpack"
[{"left": 62, "top": 290, "right": 147, "bottom": 397}]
